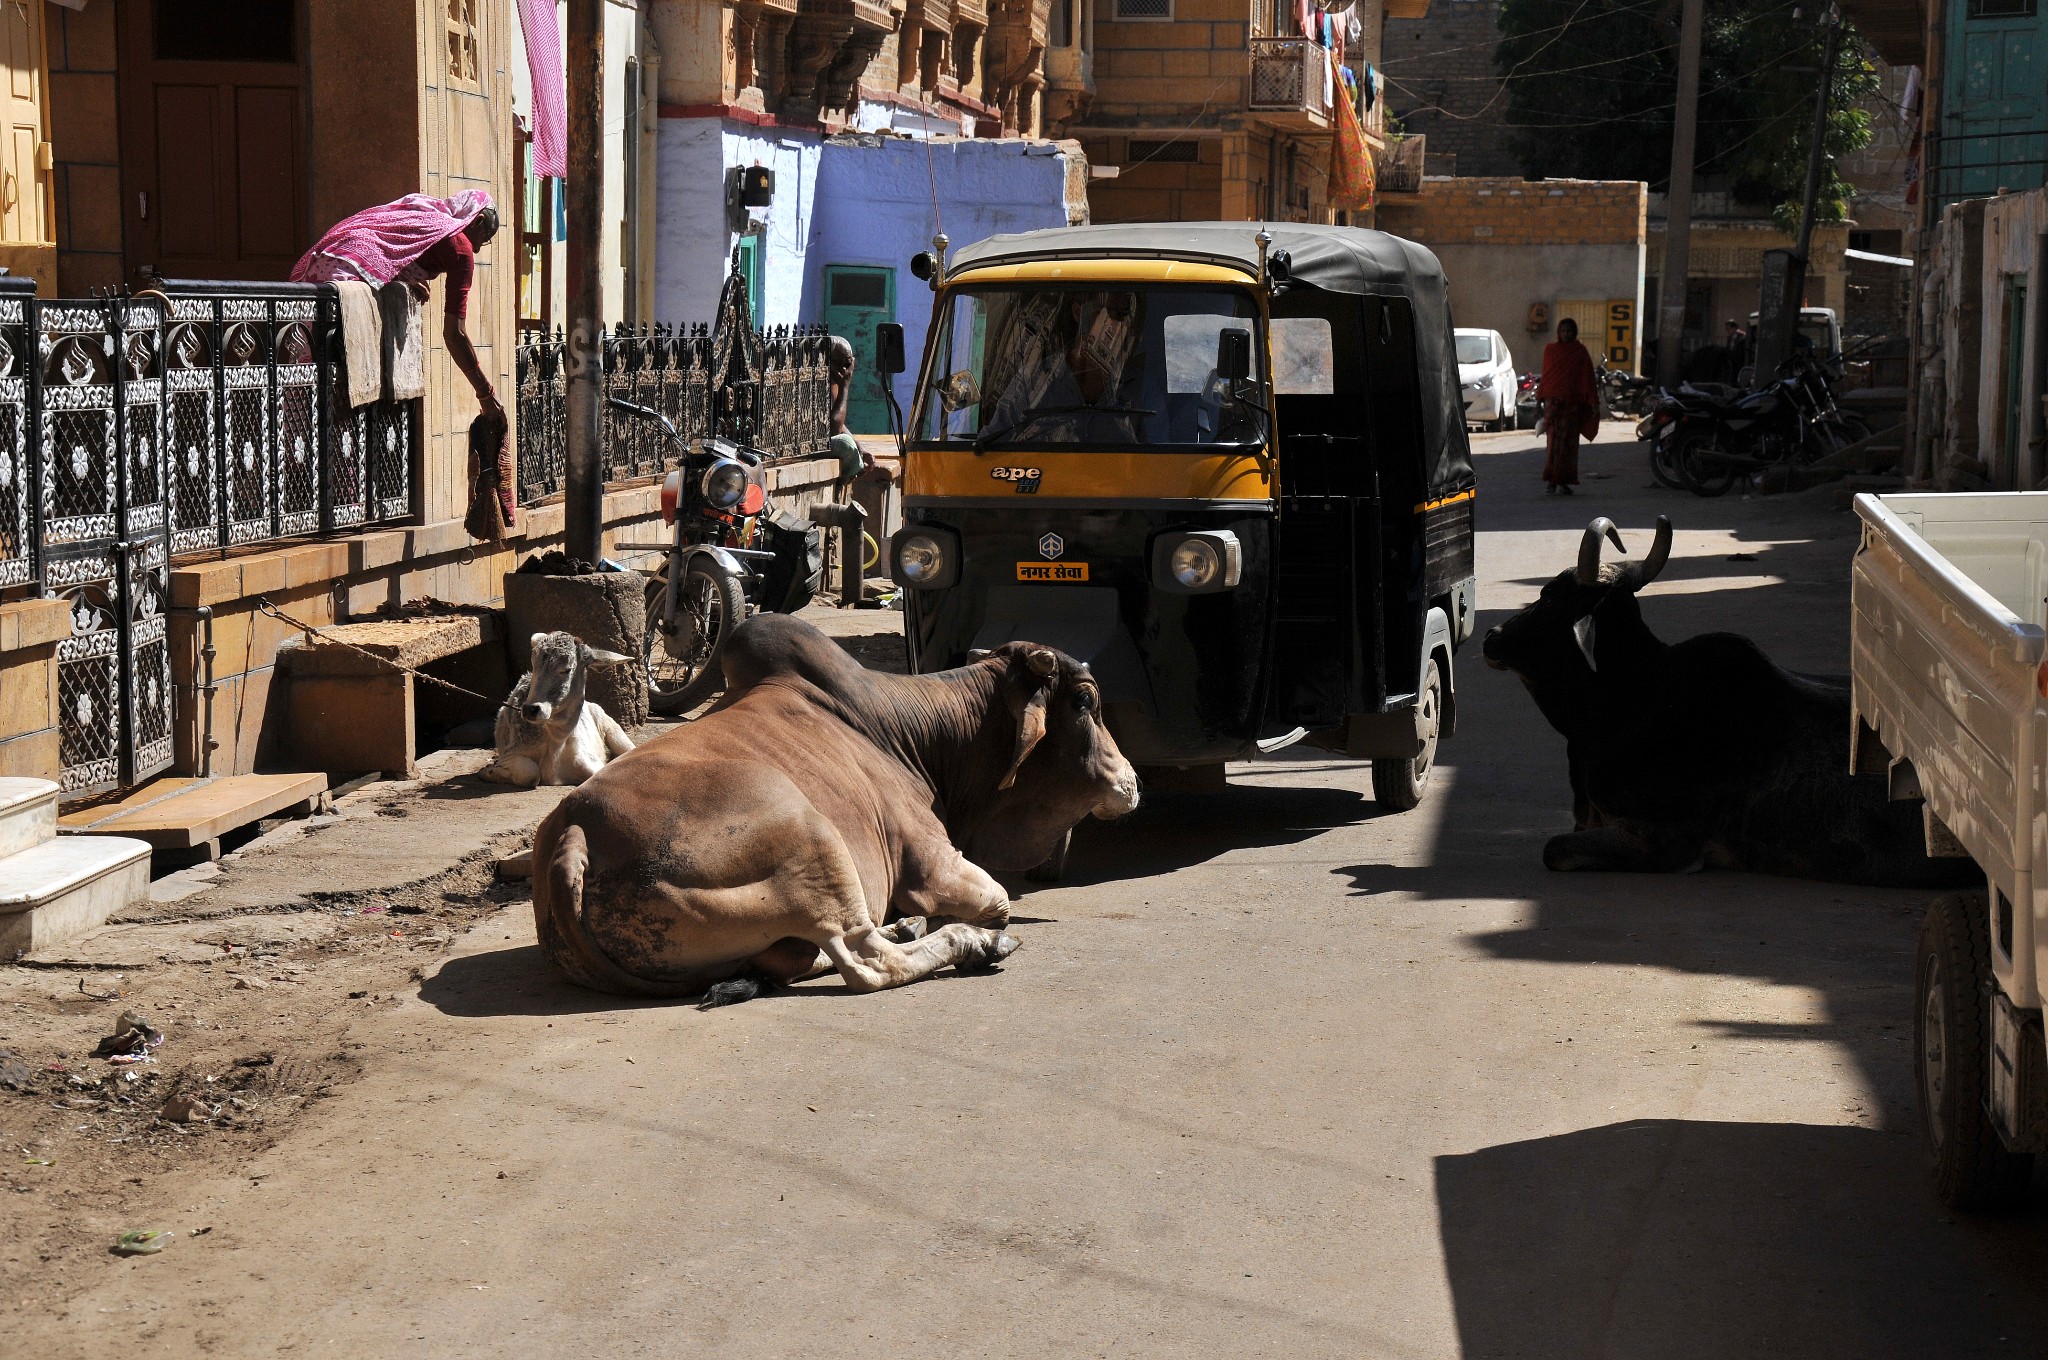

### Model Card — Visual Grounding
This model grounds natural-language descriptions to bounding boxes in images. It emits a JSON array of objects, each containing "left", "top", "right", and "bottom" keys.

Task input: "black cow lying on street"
[{"left": 1481, "top": 516, "right": 1978, "bottom": 887}]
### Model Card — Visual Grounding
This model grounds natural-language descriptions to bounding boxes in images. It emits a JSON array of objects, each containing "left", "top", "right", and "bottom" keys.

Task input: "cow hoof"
[{"left": 960, "top": 931, "right": 1020, "bottom": 971}]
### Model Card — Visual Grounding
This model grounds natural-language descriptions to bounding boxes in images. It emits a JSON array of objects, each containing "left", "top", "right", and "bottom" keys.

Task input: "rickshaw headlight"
[
  {"left": 891, "top": 527, "right": 960, "bottom": 590},
  {"left": 1153, "top": 530, "right": 1242, "bottom": 595},
  {"left": 701, "top": 459, "right": 750, "bottom": 511},
  {"left": 1171, "top": 539, "right": 1220, "bottom": 588}
]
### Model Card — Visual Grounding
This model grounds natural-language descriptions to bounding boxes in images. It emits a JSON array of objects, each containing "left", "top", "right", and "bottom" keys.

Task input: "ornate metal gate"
[{"left": 35, "top": 294, "right": 175, "bottom": 798}]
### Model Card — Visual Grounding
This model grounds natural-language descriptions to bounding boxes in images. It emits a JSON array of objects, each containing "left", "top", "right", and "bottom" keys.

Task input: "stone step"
[
  {"left": 0, "top": 834, "right": 152, "bottom": 959},
  {"left": 0, "top": 777, "right": 58, "bottom": 859}
]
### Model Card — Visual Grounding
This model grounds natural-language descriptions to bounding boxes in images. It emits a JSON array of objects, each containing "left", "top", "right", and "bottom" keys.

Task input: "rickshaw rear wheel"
[
  {"left": 1372, "top": 658, "right": 1442, "bottom": 812},
  {"left": 1025, "top": 828, "right": 1073, "bottom": 883}
]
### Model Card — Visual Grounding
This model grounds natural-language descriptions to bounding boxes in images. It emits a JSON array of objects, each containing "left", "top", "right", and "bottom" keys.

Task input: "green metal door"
[
  {"left": 822, "top": 265, "right": 896, "bottom": 435},
  {"left": 1944, "top": 0, "right": 2045, "bottom": 203},
  {"left": 735, "top": 234, "right": 765, "bottom": 322}
]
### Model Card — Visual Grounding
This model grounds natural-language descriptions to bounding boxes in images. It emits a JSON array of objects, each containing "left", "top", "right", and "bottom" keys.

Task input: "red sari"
[{"left": 1537, "top": 338, "right": 1600, "bottom": 487}]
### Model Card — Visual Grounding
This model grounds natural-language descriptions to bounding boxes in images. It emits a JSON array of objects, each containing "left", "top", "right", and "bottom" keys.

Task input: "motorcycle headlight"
[
  {"left": 701, "top": 459, "right": 749, "bottom": 511},
  {"left": 891, "top": 527, "right": 960, "bottom": 590},
  {"left": 1152, "top": 530, "right": 1242, "bottom": 595}
]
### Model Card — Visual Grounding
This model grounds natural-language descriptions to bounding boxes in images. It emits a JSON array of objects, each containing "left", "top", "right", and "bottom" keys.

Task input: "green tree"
[{"left": 1493, "top": 0, "right": 1879, "bottom": 226}]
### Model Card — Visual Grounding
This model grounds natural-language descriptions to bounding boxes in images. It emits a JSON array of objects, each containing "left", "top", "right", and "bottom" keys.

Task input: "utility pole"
[
  {"left": 1655, "top": 0, "right": 1704, "bottom": 389},
  {"left": 1757, "top": 5, "right": 1842, "bottom": 376},
  {"left": 563, "top": 0, "right": 605, "bottom": 568}
]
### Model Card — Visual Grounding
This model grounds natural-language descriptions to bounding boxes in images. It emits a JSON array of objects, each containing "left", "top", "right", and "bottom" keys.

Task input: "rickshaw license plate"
[{"left": 1016, "top": 562, "right": 1090, "bottom": 582}]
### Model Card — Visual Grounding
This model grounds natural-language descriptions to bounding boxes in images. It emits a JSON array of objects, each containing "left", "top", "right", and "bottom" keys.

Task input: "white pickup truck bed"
[{"left": 1852, "top": 491, "right": 2048, "bottom": 1008}]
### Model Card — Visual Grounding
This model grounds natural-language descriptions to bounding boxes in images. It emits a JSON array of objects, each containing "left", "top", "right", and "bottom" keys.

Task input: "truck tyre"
[
  {"left": 1916, "top": 892, "right": 2034, "bottom": 1210},
  {"left": 1372, "top": 657, "right": 1440, "bottom": 811}
]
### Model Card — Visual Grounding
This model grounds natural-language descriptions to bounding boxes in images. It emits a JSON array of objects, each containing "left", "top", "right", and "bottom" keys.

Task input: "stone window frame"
[{"left": 446, "top": 0, "right": 484, "bottom": 89}]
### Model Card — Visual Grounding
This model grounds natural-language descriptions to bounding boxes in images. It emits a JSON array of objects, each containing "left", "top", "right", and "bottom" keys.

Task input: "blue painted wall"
[
  {"left": 805, "top": 137, "right": 1080, "bottom": 416},
  {"left": 654, "top": 120, "right": 1083, "bottom": 416}
]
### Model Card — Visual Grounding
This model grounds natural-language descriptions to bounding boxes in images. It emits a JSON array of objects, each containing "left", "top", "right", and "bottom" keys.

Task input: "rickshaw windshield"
[{"left": 915, "top": 284, "right": 1265, "bottom": 450}]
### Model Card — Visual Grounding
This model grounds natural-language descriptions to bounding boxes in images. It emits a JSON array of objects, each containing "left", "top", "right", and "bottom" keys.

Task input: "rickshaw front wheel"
[{"left": 1373, "top": 657, "right": 1442, "bottom": 812}]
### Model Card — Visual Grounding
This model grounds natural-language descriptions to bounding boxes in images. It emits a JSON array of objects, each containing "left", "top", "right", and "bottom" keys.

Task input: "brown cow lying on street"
[{"left": 532, "top": 613, "right": 1140, "bottom": 1003}]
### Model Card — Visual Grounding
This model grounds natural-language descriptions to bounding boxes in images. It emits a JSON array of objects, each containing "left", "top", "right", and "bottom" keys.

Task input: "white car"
[{"left": 1456, "top": 328, "right": 1518, "bottom": 432}]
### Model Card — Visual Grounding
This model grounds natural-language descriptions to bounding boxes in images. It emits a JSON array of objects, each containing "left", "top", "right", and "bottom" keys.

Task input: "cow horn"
[
  {"left": 1026, "top": 648, "right": 1057, "bottom": 678},
  {"left": 1636, "top": 516, "right": 1673, "bottom": 588},
  {"left": 1575, "top": 517, "right": 1627, "bottom": 585}
]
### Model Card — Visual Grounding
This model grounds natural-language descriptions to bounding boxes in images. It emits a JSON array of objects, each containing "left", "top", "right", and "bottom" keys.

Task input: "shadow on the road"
[
  {"left": 420, "top": 944, "right": 679, "bottom": 1018},
  {"left": 1042, "top": 781, "right": 1384, "bottom": 889},
  {"left": 1436, "top": 1119, "right": 2048, "bottom": 1360},
  {"left": 420, "top": 937, "right": 1023, "bottom": 1017}
]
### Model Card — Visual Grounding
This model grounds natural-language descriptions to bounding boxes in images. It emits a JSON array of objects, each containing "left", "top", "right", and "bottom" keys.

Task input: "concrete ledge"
[{"left": 0, "top": 598, "right": 71, "bottom": 654}]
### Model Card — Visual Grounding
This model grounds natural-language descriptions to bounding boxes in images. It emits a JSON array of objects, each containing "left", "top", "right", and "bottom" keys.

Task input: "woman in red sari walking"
[{"left": 1537, "top": 318, "right": 1599, "bottom": 495}]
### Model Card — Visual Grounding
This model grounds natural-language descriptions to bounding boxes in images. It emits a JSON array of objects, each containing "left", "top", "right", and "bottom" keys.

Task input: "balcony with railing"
[{"left": 1247, "top": 37, "right": 1332, "bottom": 131}]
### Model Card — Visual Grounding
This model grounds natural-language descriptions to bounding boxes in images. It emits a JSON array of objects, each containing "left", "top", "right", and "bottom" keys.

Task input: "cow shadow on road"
[
  {"left": 1045, "top": 780, "right": 1385, "bottom": 890},
  {"left": 1435, "top": 1118, "right": 2048, "bottom": 1359}
]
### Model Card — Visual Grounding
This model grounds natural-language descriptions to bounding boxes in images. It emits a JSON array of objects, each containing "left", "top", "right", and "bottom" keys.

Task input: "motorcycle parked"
[
  {"left": 607, "top": 397, "right": 824, "bottom": 713},
  {"left": 1600, "top": 364, "right": 1657, "bottom": 419},
  {"left": 1515, "top": 372, "right": 1541, "bottom": 430},
  {"left": 1648, "top": 360, "right": 1868, "bottom": 498}
]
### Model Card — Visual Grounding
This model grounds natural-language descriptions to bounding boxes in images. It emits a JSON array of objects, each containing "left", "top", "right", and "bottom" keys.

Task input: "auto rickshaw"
[{"left": 879, "top": 222, "right": 1478, "bottom": 810}]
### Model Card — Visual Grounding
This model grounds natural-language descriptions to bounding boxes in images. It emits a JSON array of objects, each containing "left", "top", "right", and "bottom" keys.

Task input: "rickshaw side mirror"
[
  {"left": 875, "top": 323, "right": 907, "bottom": 375},
  {"left": 1216, "top": 327, "right": 1252, "bottom": 383},
  {"left": 910, "top": 252, "right": 936, "bottom": 282}
]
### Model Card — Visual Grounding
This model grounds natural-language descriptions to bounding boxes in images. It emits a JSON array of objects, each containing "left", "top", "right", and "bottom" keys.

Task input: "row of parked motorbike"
[{"left": 1504, "top": 357, "right": 1869, "bottom": 498}]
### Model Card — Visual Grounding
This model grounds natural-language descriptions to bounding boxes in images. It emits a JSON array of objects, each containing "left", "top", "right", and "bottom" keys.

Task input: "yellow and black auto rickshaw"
[{"left": 879, "top": 222, "right": 1477, "bottom": 809}]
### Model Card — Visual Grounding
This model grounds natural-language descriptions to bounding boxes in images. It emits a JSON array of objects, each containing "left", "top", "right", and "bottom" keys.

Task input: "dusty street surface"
[{"left": 8, "top": 426, "right": 2048, "bottom": 1357}]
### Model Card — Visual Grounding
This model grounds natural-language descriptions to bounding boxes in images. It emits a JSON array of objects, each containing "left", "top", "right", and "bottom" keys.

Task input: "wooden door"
[
  {"left": 119, "top": 0, "right": 308, "bottom": 283},
  {"left": 0, "top": 1, "right": 50, "bottom": 250}
]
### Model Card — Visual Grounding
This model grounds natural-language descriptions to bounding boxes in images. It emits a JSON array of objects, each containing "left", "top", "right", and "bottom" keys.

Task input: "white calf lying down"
[{"left": 479, "top": 631, "right": 636, "bottom": 788}]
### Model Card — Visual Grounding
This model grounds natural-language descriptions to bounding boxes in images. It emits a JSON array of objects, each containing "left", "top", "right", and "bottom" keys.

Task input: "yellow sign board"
[{"left": 1017, "top": 562, "right": 1090, "bottom": 582}]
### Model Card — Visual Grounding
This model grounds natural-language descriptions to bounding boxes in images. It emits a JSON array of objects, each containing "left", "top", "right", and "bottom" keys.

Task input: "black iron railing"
[
  {"left": 514, "top": 322, "right": 834, "bottom": 507},
  {"left": 1925, "top": 128, "right": 2048, "bottom": 212},
  {"left": 0, "top": 276, "right": 418, "bottom": 797}
]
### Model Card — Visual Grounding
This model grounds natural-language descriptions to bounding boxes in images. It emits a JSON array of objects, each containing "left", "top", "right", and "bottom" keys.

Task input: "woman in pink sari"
[
  {"left": 1536, "top": 317, "right": 1599, "bottom": 495},
  {"left": 292, "top": 190, "right": 505, "bottom": 430}
]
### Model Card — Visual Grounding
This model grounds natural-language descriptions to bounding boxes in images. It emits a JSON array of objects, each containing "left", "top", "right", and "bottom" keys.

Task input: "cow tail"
[{"left": 536, "top": 820, "right": 691, "bottom": 998}]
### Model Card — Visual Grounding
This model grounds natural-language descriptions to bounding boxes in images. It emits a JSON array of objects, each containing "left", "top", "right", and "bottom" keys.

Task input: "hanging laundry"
[
  {"left": 1362, "top": 62, "right": 1377, "bottom": 111},
  {"left": 518, "top": 0, "right": 567, "bottom": 179},
  {"left": 1329, "top": 50, "right": 1376, "bottom": 212}
]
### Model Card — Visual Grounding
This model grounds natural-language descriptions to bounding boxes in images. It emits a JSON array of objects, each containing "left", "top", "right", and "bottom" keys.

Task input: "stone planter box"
[{"left": 502, "top": 571, "right": 650, "bottom": 727}]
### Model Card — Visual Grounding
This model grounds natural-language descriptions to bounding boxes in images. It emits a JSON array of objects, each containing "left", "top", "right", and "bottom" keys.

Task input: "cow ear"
[
  {"left": 1572, "top": 615, "right": 1598, "bottom": 672},
  {"left": 530, "top": 632, "right": 551, "bottom": 657},
  {"left": 1000, "top": 686, "right": 1050, "bottom": 791},
  {"left": 998, "top": 651, "right": 1060, "bottom": 790},
  {"left": 581, "top": 644, "right": 633, "bottom": 666}
]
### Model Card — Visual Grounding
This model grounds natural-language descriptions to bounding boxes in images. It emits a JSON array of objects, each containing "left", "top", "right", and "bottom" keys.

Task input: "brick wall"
[
  {"left": 47, "top": 2, "right": 120, "bottom": 295},
  {"left": 1081, "top": 135, "right": 1226, "bottom": 220},
  {"left": 1376, "top": 176, "right": 1646, "bottom": 245},
  {"left": 1381, "top": 0, "right": 1517, "bottom": 178},
  {"left": 1090, "top": 0, "right": 1250, "bottom": 124}
]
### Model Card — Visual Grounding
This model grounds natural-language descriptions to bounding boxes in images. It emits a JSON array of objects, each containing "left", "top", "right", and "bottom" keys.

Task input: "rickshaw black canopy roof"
[{"left": 951, "top": 222, "right": 1477, "bottom": 498}]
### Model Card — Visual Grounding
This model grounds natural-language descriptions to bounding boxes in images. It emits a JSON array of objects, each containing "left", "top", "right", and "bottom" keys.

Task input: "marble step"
[
  {"left": 0, "top": 777, "right": 58, "bottom": 860},
  {"left": 0, "top": 835, "right": 152, "bottom": 959}
]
